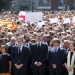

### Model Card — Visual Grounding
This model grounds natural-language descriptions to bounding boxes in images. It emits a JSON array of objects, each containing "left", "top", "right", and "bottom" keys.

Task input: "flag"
[
  {"left": 19, "top": 11, "right": 26, "bottom": 22},
  {"left": 0, "top": 20, "right": 16, "bottom": 30}
]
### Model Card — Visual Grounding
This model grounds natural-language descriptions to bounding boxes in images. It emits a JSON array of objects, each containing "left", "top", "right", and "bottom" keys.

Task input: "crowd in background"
[{"left": 0, "top": 10, "right": 75, "bottom": 75}]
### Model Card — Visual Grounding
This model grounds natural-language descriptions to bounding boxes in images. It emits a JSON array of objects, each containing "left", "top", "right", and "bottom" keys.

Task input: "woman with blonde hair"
[{"left": 0, "top": 45, "right": 11, "bottom": 75}]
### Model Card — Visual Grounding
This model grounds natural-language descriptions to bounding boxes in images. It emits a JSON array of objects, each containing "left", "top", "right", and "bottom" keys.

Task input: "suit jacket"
[
  {"left": 63, "top": 48, "right": 69, "bottom": 64},
  {"left": 48, "top": 47, "right": 64, "bottom": 70},
  {"left": 7, "top": 44, "right": 13, "bottom": 55},
  {"left": 11, "top": 45, "right": 29, "bottom": 68},
  {"left": 31, "top": 43, "right": 48, "bottom": 68},
  {"left": 7, "top": 42, "right": 18, "bottom": 55},
  {"left": 26, "top": 42, "right": 32, "bottom": 50}
]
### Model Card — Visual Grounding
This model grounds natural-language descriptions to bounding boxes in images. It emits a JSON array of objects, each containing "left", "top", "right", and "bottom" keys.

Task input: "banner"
[{"left": 25, "top": 12, "right": 43, "bottom": 22}]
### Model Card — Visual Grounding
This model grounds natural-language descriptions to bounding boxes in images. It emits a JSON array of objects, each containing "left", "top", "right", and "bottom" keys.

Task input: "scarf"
[{"left": 67, "top": 51, "right": 75, "bottom": 75}]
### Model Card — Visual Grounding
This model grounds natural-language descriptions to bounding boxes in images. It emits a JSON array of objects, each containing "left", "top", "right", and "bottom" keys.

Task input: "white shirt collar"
[{"left": 37, "top": 42, "right": 41, "bottom": 46}]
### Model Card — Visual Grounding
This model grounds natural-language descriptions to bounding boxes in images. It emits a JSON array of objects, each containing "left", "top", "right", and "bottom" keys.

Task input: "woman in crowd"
[
  {"left": 0, "top": 45, "right": 11, "bottom": 75},
  {"left": 65, "top": 42, "right": 75, "bottom": 75}
]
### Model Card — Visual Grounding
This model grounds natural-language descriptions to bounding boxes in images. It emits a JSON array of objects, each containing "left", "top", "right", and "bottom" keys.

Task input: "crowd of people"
[{"left": 0, "top": 10, "right": 75, "bottom": 75}]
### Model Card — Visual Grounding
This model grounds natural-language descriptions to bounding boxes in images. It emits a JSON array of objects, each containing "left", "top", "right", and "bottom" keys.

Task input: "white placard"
[
  {"left": 63, "top": 18, "right": 69, "bottom": 24},
  {"left": 25, "top": 12, "right": 43, "bottom": 22},
  {"left": 49, "top": 18, "right": 58, "bottom": 23},
  {"left": 67, "top": 18, "right": 70, "bottom": 23},
  {"left": 73, "top": 16, "right": 75, "bottom": 23},
  {"left": 37, "top": 21, "right": 45, "bottom": 28}
]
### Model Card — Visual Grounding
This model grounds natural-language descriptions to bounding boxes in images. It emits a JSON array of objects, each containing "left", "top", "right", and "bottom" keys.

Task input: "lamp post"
[{"left": 32, "top": 2, "right": 34, "bottom": 12}]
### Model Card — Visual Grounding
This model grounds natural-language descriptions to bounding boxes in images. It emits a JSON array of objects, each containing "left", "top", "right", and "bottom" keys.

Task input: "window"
[
  {"left": 20, "top": 6, "right": 28, "bottom": 11},
  {"left": 73, "top": 0, "right": 75, "bottom": 9},
  {"left": 58, "top": 0, "right": 66, "bottom": 6},
  {"left": 38, "top": 0, "right": 51, "bottom": 7},
  {"left": 58, "top": 0, "right": 66, "bottom": 9}
]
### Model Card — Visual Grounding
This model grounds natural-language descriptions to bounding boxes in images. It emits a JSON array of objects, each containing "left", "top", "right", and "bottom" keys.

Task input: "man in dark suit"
[
  {"left": 48, "top": 38, "right": 64, "bottom": 75},
  {"left": 62, "top": 40, "right": 70, "bottom": 75},
  {"left": 11, "top": 36, "right": 29, "bottom": 75},
  {"left": 31, "top": 33, "right": 48, "bottom": 75},
  {"left": 7, "top": 37, "right": 17, "bottom": 75},
  {"left": 23, "top": 34, "right": 32, "bottom": 75},
  {"left": 7, "top": 37, "right": 17, "bottom": 55}
]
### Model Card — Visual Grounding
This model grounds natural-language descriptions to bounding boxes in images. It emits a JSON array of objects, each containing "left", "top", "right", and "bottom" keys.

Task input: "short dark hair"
[
  {"left": 24, "top": 35, "right": 26, "bottom": 38},
  {"left": 1, "top": 45, "right": 8, "bottom": 52},
  {"left": 47, "top": 36, "right": 52, "bottom": 39},
  {"left": 52, "top": 38, "right": 60, "bottom": 44}
]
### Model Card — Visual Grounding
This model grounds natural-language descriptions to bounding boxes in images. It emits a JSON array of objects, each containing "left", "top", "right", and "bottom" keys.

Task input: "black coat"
[
  {"left": 48, "top": 47, "right": 64, "bottom": 71},
  {"left": 11, "top": 45, "right": 29, "bottom": 68},
  {"left": 31, "top": 43, "right": 48, "bottom": 68}
]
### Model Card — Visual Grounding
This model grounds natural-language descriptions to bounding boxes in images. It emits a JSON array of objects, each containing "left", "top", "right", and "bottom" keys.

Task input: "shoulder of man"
[
  {"left": 23, "top": 45, "right": 29, "bottom": 49},
  {"left": 31, "top": 43, "right": 37, "bottom": 46},
  {"left": 49, "top": 47, "right": 55, "bottom": 51},
  {"left": 13, "top": 45, "right": 18, "bottom": 48},
  {"left": 58, "top": 47, "right": 65, "bottom": 53}
]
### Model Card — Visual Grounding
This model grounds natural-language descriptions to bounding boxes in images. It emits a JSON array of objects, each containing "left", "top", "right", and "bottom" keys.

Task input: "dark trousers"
[
  {"left": 45, "top": 60, "right": 49, "bottom": 75},
  {"left": 14, "top": 68, "right": 27, "bottom": 75},
  {"left": 45, "top": 67, "right": 49, "bottom": 75},
  {"left": 33, "top": 66, "right": 45, "bottom": 75},
  {"left": 27, "top": 55, "right": 32, "bottom": 75},
  {"left": 63, "top": 68, "right": 68, "bottom": 75},
  {"left": 50, "top": 69, "right": 62, "bottom": 75},
  {"left": 11, "top": 64, "right": 14, "bottom": 75},
  {"left": 11, "top": 67, "right": 14, "bottom": 75}
]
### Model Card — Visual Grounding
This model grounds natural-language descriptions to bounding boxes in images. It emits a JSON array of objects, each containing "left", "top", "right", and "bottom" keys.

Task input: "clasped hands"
[
  {"left": 15, "top": 64, "right": 23, "bottom": 69},
  {"left": 67, "top": 66, "right": 74, "bottom": 72},
  {"left": 35, "top": 62, "right": 42, "bottom": 67},
  {"left": 52, "top": 64, "right": 57, "bottom": 69}
]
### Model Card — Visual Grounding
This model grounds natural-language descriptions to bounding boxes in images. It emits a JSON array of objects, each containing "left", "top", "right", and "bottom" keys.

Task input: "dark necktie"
[
  {"left": 38, "top": 44, "right": 40, "bottom": 55},
  {"left": 18, "top": 46, "right": 21, "bottom": 56},
  {"left": 27, "top": 43, "right": 28, "bottom": 47},
  {"left": 55, "top": 48, "right": 57, "bottom": 56}
]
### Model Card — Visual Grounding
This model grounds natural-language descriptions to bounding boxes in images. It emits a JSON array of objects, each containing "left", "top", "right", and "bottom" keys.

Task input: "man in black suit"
[
  {"left": 11, "top": 36, "right": 29, "bottom": 75},
  {"left": 23, "top": 34, "right": 32, "bottom": 75},
  {"left": 7, "top": 37, "right": 17, "bottom": 75},
  {"left": 31, "top": 33, "right": 48, "bottom": 75},
  {"left": 7, "top": 37, "right": 17, "bottom": 55},
  {"left": 62, "top": 40, "right": 70, "bottom": 75},
  {"left": 48, "top": 38, "right": 64, "bottom": 75}
]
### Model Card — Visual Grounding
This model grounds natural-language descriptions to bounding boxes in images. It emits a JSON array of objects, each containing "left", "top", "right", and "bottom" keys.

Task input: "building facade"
[{"left": 10, "top": 0, "right": 75, "bottom": 11}]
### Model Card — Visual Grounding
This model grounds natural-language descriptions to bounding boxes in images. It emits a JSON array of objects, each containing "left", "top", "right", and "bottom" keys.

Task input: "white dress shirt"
[{"left": 18, "top": 45, "right": 23, "bottom": 53}]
